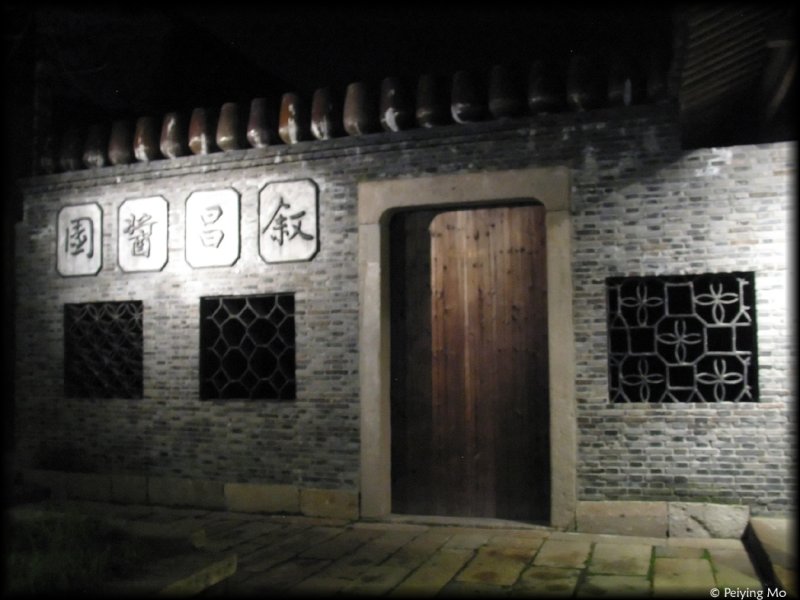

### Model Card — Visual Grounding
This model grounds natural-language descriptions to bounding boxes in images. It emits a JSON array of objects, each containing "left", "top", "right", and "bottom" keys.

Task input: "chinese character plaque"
[
  {"left": 259, "top": 179, "right": 319, "bottom": 264},
  {"left": 57, "top": 203, "right": 103, "bottom": 277},
  {"left": 118, "top": 196, "right": 168, "bottom": 272}
]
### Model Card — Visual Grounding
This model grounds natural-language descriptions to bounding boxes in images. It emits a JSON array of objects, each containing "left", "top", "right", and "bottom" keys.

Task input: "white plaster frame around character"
[
  {"left": 185, "top": 188, "right": 241, "bottom": 268},
  {"left": 57, "top": 202, "right": 103, "bottom": 277},
  {"left": 259, "top": 179, "right": 320, "bottom": 264},
  {"left": 118, "top": 196, "right": 169, "bottom": 272}
]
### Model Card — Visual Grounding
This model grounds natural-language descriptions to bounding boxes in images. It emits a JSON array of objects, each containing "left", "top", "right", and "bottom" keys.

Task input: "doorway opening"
[
  {"left": 357, "top": 167, "right": 575, "bottom": 528},
  {"left": 390, "top": 203, "right": 550, "bottom": 522}
]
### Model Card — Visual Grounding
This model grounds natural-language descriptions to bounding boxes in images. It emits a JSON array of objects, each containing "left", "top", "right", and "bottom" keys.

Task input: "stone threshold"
[{"left": 372, "top": 513, "right": 554, "bottom": 531}]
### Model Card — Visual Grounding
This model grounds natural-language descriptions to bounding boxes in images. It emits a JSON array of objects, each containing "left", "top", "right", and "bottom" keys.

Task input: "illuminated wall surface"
[{"left": 14, "top": 105, "right": 795, "bottom": 513}]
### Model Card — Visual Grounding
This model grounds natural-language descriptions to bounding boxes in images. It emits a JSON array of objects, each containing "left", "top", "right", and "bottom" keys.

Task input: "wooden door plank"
[
  {"left": 431, "top": 212, "right": 465, "bottom": 515},
  {"left": 468, "top": 208, "right": 497, "bottom": 518}
]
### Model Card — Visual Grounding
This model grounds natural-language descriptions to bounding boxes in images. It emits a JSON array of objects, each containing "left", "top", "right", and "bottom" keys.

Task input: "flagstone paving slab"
[
  {"left": 666, "top": 537, "right": 743, "bottom": 550},
  {"left": 389, "top": 548, "right": 475, "bottom": 596},
  {"left": 487, "top": 533, "right": 546, "bottom": 550},
  {"left": 708, "top": 547, "right": 760, "bottom": 579},
  {"left": 534, "top": 539, "right": 593, "bottom": 568},
  {"left": 576, "top": 575, "right": 651, "bottom": 597},
  {"left": 239, "top": 526, "right": 343, "bottom": 572},
  {"left": 653, "top": 557, "right": 716, "bottom": 596},
  {"left": 654, "top": 545, "right": 706, "bottom": 558},
  {"left": 549, "top": 531, "right": 666, "bottom": 546},
  {"left": 456, "top": 546, "right": 539, "bottom": 586},
  {"left": 298, "top": 527, "right": 381, "bottom": 559},
  {"left": 714, "top": 564, "right": 763, "bottom": 590},
  {"left": 443, "top": 531, "right": 494, "bottom": 549},
  {"left": 288, "top": 574, "right": 354, "bottom": 595},
  {"left": 440, "top": 580, "right": 510, "bottom": 596},
  {"left": 512, "top": 566, "right": 581, "bottom": 596},
  {"left": 342, "top": 564, "right": 416, "bottom": 596},
  {"left": 232, "top": 556, "right": 330, "bottom": 592},
  {"left": 290, "top": 529, "right": 415, "bottom": 593},
  {"left": 352, "top": 521, "right": 431, "bottom": 533},
  {"left": 367, "top": 528, "right": 425, "bottom": 553},
  {"left": 588, "top": 542, "right": 653, "bottom": 576},
  {"left": 382, "top": 530, "right": 454, "bottom": 570}
]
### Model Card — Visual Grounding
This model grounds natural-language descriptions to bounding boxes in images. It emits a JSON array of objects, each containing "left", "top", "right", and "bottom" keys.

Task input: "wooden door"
[{"left": 391, "top": 204, "right": 550, "bottom": 522}]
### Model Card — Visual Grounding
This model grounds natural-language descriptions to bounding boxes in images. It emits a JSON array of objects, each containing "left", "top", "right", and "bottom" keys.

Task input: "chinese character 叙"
[
  {"left": 66, "top": 217, "right": 94, "bottom": 258},
  {"left": 123, "top": 212, "right": 156, "bottom": 258},
  {"left": 263, "top": 196, "right": 314, "bottom": 247}
]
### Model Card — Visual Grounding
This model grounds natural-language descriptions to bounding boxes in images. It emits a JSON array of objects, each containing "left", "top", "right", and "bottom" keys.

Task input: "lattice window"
[
  {"left": 64, "top": 301, "right": 144, "bottom": 399},
  {"left": 607, "top": 272, "right": 758, "bottom": 403},
  {"left": 200, "top": 294, "right": 296, "bottom": 400}
]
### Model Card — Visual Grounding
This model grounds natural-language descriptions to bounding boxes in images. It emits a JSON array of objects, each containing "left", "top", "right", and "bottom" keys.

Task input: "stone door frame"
[{"left": 357, "top": 167, "right": 576, "bottom": 528}]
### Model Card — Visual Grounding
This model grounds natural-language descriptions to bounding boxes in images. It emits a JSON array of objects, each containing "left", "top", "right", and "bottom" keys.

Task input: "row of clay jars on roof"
[{"left": 57, "top": 55, "right": 669, "bottom": 172}]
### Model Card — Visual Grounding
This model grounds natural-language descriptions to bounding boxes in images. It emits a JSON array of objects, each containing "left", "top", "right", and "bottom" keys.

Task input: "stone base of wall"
[
  {"left": 576, "top": 501, "right": 750, "bottom": 539},
  {"left": 19, "top": 471, "right": 752, "bottom": 536},
  {"left": 21, "top": 469, "right": 359, "bottom": 520}
]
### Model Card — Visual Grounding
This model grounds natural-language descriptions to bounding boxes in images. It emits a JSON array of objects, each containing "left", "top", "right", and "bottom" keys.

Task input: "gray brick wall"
[
  {"left": 572, "top": 140, "right": 795, "bottom": 514},
  {"left": 14, "top": 104, "right": 795, "bottom": 513}
]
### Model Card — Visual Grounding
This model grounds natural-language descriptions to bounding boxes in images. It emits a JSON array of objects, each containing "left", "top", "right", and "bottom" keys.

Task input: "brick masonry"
[{"left": 13, "top": 104, "right": 795, "bottom": 514}]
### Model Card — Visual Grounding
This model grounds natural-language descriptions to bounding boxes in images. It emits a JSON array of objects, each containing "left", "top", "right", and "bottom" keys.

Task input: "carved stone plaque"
[
  {"left": 57, "top": 203, "right": 102, "bottom": 277},
  {"left": 259, "top": 179, "right": 319, "bottom": 263},
  {"left": 118, "top": 196, "right": 168, "bottom": 272},
  {"left": 185, "top": 188, "right": 240, "bottom": 268}
]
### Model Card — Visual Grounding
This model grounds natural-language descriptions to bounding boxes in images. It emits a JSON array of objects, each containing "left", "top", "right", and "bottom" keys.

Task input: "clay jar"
[
  {"left": 188, "top": 107, "right": 218, "bottom": 155},
  {"left": 133, "top": 116, "right": 161, "bottom": 162},
  {"left": 607, "top": 56, "right": 643, "bottom": 107},
  {"left": 108, "top": 120, "right": 134, "bottom": 165},
  {"left": 216, "top": 102, "right": 245, "bottom": 151},
  {"left": 278, "top": 93, "right": 310, "bottom": 144},
  {"left": 343, "top": 82, "right": 378, "bottom": 136},
  {"left": 310, "top": 87, "right": 342, "bottom": 141},
  {"left": 415, "top": 74, "right": 449, "bottom": 128},
  {"left": 36, "top": 134, "right": 57, "bottom": 175},
  {"left": 488, "top": 65, "right": 524, "bottom": 119},
  {"left": 567, "top": 55, "right": 605, "bottom": 111},
  {"left": 451, "top": 70, "right": 485, "bottom": 123},
  {"left": 528, "top": 59, "right": 566, "bottom": 114},
  {"left": 379, "top": 77, "right": 414, "bottom": 132},
  {"left": 247, "top": 97, "right": 277, "bottom": 148},
  {"left": 58, "top": 127, "right": 84, "bottom": 172},
  {"left": 82, "top": 123, "right": 108, "bottom": 168},
  {"left": 159, "top": 112, "right": 188, "bottom": 158}
]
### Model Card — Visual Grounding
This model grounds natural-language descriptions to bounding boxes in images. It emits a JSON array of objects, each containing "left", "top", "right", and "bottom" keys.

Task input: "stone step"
[
  {"left": 8, "top": 503, "right": 237, "bottom": 595},
  {"left": 101, "top": 551, "right": 238, "bottom": 596},
  {"left": 743, "top": 516, "right": 796, "bottom": 597}
]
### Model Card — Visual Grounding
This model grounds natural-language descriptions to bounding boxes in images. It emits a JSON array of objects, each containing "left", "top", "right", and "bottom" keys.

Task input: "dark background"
[
  {"left": 5, "top": 5, "right": 796, "bottom": 182},
  {"left": 3, "top": 5, "right": 675, "bottom": 182}
]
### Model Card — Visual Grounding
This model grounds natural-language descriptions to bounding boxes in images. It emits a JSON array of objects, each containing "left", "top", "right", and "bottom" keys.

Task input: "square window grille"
[
  {"left": 64, "top": 301, "right": 144, "bottom": 399},
  {"left": 606, "top": 272, "right": 758, "bottom": 403},
  {"left": 200, "top": 293, "right": 296, "bottom": 400}
]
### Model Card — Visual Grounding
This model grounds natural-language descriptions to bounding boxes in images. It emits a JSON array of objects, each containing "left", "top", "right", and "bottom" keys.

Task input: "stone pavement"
[{"left": 8, "top": 499, "right": 777, "bottom": 597}]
